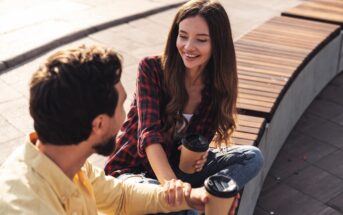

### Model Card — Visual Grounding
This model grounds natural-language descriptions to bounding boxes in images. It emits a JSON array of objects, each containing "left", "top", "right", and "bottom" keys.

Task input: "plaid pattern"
[{"left": 105, "top": 56, "right": 216, "bottom": 178}]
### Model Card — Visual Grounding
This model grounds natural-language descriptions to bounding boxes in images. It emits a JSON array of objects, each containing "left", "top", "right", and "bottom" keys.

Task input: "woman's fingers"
[{"left": 194, "top": 151, "right": 209, "bottom": 172}]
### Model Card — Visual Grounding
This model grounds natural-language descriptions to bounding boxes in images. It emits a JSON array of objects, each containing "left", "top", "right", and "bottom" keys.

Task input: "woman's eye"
[
  {"left": 179, "top": 35, "right": 187, "bottom": 39},
  {"left": 197, "top": 39, "right": 207, "bottom": 43}
]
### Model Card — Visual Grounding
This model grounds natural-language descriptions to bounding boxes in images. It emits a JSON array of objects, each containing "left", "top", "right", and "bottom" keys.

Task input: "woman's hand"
[
  {"left": 163, "top": 179, "right": 190, "bottom": 206},
  {"left": 178, "top": 146, "right": 208, "bottom": 172},
  {"left": 229, "top": 193, "right": 241, "bottom": 215},
  {"left": 195, "top": 151, "right": 208, "bottom": 172}
]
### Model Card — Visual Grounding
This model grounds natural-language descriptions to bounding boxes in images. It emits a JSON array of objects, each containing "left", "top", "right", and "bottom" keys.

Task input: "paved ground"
[
  {"left": 0, "top": 0, "right": 342, "bottom": 214},
  {"left": 0, "top": 0, "right": 186, "bottom": 71},
  {"left": 255, "top": 73, "right": 343, "bottom": 215}
]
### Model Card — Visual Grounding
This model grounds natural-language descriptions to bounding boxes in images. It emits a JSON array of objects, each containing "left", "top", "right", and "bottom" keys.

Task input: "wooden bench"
[
  {"left": 282, "top": 0, "right": 343, "bottom": 26},
  {"left": 232, "top": 114, "right": 266, "bottom": 146},
  {"left": 236, "top": 16, "right": 340, "bottom": 120},
  {"left": 232, "top": 15, "right": 341, "bottom": 215},
  {"left": 282, "top": 0, "right": 343, "bottom": 74}
]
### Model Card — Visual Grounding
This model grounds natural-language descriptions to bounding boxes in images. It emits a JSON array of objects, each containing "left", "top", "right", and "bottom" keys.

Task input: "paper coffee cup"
[
  {"left": 204, "top": 175, "right": 238, "bottom": 215},
  {"left": 179, "top": 134, "right": 209, "bottom": 174}
]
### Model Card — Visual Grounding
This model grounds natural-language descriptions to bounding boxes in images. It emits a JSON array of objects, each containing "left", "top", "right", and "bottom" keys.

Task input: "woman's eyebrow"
[{"left": 179, "top": 30, "right": 209, "bottom": 37}]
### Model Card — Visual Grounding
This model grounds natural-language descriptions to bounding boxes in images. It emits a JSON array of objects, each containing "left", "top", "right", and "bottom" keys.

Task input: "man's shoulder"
[
  {"left": 0, "top": 163, "right": 45, "bottom": 215},
  {"left": 0, "top": 148, "right": 63, "bottom": 215},
  {"left": 0, "top": 145, "right": 43, "bottom": 202},
  {"left": 0, "top": 145, "right": 28, "bottom": 178}
]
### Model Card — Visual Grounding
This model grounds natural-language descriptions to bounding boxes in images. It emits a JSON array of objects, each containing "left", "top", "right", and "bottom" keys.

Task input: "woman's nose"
[{"left": 184, "top": 40, "right": 195, "bottom": 51}]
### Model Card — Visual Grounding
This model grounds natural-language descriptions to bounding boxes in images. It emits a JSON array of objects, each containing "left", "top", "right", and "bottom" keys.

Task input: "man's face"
[{"left": 93, "top": 81, "right": 127, "bottom": 156}]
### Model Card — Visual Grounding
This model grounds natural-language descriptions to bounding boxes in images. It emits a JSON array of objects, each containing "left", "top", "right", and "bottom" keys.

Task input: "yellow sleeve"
[{"left": 84, "top": 161, "right": 190, "bottom": 215}]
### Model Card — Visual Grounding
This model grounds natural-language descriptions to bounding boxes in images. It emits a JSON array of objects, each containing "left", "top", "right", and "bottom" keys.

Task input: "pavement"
[
  {"left": 0, "top": 0, "right": 342, "bottom": 214},
  {"left": 255, "top": 73, "right": 343, "bottom": 215}
]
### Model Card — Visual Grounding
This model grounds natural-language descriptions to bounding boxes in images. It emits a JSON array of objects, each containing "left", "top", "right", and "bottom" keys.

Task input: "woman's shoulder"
[
  {"left": 139, "top": 56, "right": 162, "bottom": 69},
  {"left": 137, "top": 56, "right": 165, "bottom": 86}
]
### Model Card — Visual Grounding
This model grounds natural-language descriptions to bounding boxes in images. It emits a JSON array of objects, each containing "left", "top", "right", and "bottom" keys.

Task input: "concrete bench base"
[{"left": 340, "top": 31, "right": 343, "bottom": 73}]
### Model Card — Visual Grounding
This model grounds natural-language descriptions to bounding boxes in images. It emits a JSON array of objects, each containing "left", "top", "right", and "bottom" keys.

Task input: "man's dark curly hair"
[{"left": 29, "top": 45, "right": 122, "bottom": 145}]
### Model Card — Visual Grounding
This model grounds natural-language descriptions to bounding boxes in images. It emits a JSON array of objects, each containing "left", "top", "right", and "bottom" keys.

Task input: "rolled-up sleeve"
[
  {"left": 136, "top": 57, "right": 165, "bottom": 157},
  {"left": 88, "top": 162, "right": 190, "bottom": 215}
]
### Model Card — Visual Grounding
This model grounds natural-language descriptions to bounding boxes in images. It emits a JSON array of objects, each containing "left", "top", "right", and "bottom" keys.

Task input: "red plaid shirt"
[{"left": 105, "top": 56, "right": 217, "bottom": 178}]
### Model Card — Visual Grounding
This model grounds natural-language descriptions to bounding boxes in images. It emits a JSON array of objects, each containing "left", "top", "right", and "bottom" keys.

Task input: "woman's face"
[{"left": 176, "top": 15, "right": 212, "bottom": 72}]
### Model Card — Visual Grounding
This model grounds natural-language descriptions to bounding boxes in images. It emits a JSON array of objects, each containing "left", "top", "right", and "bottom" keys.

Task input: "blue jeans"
[
  {"left": 174, "top": 145, "right": 264, "bottom": 189},
  {"left": 118, "top": 145, "right": 264, "bottom": 214}
]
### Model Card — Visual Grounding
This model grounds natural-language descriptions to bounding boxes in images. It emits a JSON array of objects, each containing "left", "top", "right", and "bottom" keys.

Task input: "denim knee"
[
  {"left": 242, "top": 145, "right": 264, "bottom": 176},
  {"left": 216, "top": 145, "right": 264, "bottom": 189}
]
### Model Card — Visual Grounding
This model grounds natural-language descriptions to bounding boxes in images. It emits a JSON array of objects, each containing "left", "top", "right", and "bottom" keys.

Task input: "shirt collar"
[{"left": 24, "top": 132, "right": 79, "bottom": 202}]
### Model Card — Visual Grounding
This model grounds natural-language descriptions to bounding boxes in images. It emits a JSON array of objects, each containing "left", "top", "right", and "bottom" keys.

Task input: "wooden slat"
[
  {"left": 236, "top": 16, "right": 339, "bottom": 120},
  {"left": 238, "top": 72, "right": 288, "bottom": 86},
  {"left": 232, "top": 137, "right": 254, "bottom": 146},
  {"left": 231, "top": 115, "right": 266, "bottom": 146},
  {"left": 239, "top": 88, "right": 278, "bottom": 99},
  {"left": 210, "top": 115, "right": 265, "bottom": 147},
  {"left": 282, "top": 0, "right": 343, "bottom": 26}
]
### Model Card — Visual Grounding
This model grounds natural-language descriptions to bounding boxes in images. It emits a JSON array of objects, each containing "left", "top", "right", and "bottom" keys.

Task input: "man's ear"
[{"left": 91, "top": 115, "right": 104, "bottom": 135}]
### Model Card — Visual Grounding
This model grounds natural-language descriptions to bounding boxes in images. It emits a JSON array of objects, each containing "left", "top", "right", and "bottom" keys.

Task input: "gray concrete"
[
  {"left": 339, "top": 32, "right": 343, "bottom": 74},
  {"left": 0, "top": 0, "right": 187, "bottom": 72},
  {"left": 256, "top": 72, "right": 343, "bottom": 215}
]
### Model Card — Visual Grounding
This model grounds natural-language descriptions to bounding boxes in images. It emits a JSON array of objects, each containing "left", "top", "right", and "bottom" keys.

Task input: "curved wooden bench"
[
  {"left": 232, "top": 114, "right": 266, "bottom": 146},
  {"left": 282, "top": 0, "right": 343, "bottom": 26},
  {"left": 236, "top": 16, "right": 340, "bottom": 120},
  {"left": 233, "top": 16, "right": 341, "bottom": 215},
  {"left": 282, "top": 0, "right": 343, "bottom": 74}
]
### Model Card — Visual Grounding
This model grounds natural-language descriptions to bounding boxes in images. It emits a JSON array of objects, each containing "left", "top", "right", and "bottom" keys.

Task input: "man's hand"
[
  {"left": 162, "top": 179, "right": 240, "bottom": 214},
  {"left": 184, "top": 187, "right": 209, "bottom": 211},
  {"left": 228, "top": 193, "right": 240, "bottom": 215},
  {"left": 163, "top": 179, "right": 187, "bottom": 206}
]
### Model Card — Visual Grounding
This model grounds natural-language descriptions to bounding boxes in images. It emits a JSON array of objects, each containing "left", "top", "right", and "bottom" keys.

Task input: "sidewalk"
[
  {"left": 1, "top": 0, "right": 342, "bottom": 214},
  {"left": 0, "top": 0, "right": 187, "bottom": 72},
  {"left": 255, "top": 73, "right": 343, "bottom": 215}
]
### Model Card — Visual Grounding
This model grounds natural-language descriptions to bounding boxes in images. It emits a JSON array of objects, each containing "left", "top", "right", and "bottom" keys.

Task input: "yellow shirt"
[{"left": 0, "top": 133, "right": 189, "bottom": 215}]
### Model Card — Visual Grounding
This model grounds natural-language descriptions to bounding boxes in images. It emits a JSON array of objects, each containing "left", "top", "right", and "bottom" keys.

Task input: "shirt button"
[{"left": 61, "top": 196, "right": 67, "bottom": 203}]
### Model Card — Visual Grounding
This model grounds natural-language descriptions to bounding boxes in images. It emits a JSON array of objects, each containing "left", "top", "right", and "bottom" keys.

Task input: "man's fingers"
[
  {"left": 228, "top": 193, "right": 240, "bottom": 215},
  {"left": 175, "top": 180, "right": 184, "bottom": 205},
  {"left": 168, "top": 179, "right": 176, "bottom": 206},
  {"left": 183, "top": 182, "right": 191, "bottom": 197},
  {"left": 163, "top": 180, "right": 170, "bottom": 204}
]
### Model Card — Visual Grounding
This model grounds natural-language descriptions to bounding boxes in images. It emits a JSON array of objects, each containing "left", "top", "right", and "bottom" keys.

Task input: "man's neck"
[{"left": 36, "top": 140, "right": 90, "bottom": 180}]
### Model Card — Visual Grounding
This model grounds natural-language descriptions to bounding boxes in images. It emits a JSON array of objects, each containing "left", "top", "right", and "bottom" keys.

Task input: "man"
[{"left": 0, "top": 46, "right": 207, "bottom": 214}]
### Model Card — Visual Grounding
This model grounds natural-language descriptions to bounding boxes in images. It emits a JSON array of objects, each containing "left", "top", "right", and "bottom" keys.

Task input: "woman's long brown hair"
[{"left": 161, "top": 0, "right": 238, "bottom": 147}]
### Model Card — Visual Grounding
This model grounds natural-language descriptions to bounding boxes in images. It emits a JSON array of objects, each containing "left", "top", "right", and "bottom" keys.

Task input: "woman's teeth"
[{"left": 185, "top": 53, "right": 198, "bottom": 58}]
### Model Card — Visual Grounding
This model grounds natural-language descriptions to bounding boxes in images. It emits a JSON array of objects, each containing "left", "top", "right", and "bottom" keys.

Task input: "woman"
[{"left": 105, "top": 0, "right": 263, "bottom": 198}]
